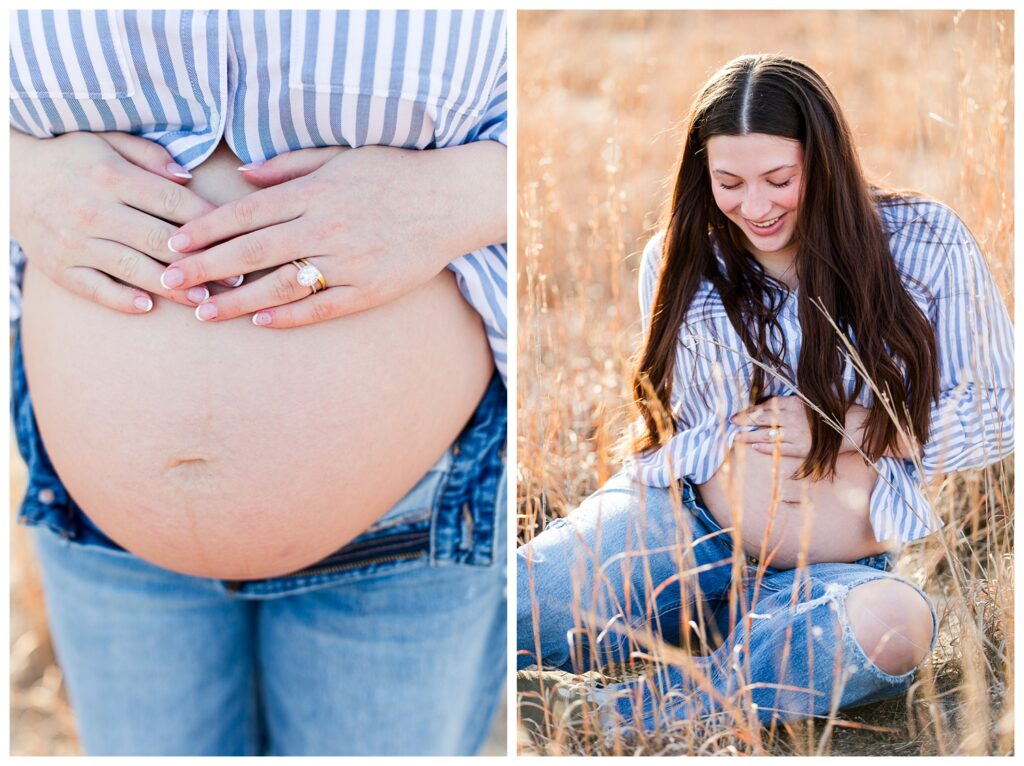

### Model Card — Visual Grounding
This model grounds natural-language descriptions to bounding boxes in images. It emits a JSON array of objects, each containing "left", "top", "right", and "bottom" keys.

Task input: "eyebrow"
[{"left": 711, "top": 164, "right": 798, "bottom": 177}]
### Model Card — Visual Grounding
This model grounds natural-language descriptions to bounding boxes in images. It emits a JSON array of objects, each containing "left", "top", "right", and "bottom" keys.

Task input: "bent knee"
[{"left": 845, "top": 579, "right": 934, "bottom": 676}]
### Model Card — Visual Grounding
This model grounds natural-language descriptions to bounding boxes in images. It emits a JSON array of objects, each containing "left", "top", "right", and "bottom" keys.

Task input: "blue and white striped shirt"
[
  {"left": 630, "top": 198, "right": 1014, "bottom": 542},
  {"left": 9, "top": 9, "right": 507, "bottom": 382}
]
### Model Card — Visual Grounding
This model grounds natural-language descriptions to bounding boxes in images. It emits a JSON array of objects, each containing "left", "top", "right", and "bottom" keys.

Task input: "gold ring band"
[{"left": 291, "top": 258, "right": 327, "bottom": 294}]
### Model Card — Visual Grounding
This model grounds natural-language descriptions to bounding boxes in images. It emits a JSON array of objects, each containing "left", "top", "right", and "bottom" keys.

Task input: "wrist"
[
  {"left": 841, "top": 405, "right": 921, "bottom": 461},
  {"left": 420, "top": 141, "right": 506, "bottom": 263},
  {"left": 840, "top": 406, "right": 869, "bottom": 454}
]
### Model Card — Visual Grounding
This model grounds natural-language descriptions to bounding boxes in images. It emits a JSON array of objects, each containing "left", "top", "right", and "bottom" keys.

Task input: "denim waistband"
[{"left": 12, "top": 324, "right": 506, "bottom": 595}]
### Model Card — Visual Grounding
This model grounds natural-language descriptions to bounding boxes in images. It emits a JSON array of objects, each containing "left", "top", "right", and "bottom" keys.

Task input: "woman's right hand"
[{"left": 10, "top": 129, "right": 218, "bottom": 313}]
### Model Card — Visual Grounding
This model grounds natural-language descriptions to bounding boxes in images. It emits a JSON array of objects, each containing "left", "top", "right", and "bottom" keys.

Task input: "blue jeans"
[
  {"left": 517, "top": 471, "right": 937, "bottom": 730},
  {"left": 13, "top": 327, "right": 507, "bottom": 755}
]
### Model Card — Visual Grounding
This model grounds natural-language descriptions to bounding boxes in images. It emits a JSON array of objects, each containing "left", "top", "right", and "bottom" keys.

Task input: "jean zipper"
[
  {"left": 223, "top": 549, "right": 426, "bottom": 592},
  {"left": 281, "top": 550, "right": 424, "bottom": 579}
]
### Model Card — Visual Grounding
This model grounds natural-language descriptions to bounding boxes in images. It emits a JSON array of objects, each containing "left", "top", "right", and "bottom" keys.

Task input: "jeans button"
[{"left": 37, "top": 488, "right": 55, "bottom": 505}]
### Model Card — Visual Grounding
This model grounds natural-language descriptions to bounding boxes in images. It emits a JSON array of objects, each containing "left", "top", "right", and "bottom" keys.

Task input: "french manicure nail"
[
  {"left": 134, "top": 295, "right": 153, "bottom": 312},
  {"left": 195, "top": 302, "right": 218, "bottom": 321},
  {"left": 167, "top": 162, "right": 192, "bottom": 179},
  {"left": 226, "top": 275, "right": 244, "bottom": 287},
  {"left": 186, "top": 286, "right": 210, "bottom": 304},
  {"left": 252, "top": 311, "right": 272, "bottom": 326},
  {"left": 167, "top": 233, "right": 190, "bottom": 253},
  {"left": 161, "top": 267, "right": 184, "bottom": 289},
  {"left": 237, "top": 160, "right": 266, "bottom": 172}
]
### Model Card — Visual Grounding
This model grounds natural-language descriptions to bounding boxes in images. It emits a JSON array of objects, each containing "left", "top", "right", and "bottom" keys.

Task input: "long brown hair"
[{"left": 632, "top": 54, "right": 939, "bottom": 480}]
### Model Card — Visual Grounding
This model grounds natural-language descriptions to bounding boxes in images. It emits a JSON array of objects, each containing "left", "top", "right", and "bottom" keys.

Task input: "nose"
[{"left": 740, "top": 189, "right": 772, "bottom": 221}]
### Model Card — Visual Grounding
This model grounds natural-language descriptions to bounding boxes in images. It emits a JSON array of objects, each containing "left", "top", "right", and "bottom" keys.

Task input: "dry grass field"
[
  {"left": 10, "top": 437, "right": 80, "bottom": 755},
  {"left": 517, "top": 10, "right": 1013, "bottom": 756}
]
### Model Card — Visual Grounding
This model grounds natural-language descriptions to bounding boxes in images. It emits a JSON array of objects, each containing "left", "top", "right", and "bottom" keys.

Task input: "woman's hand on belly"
[
  {"left": 160, "top": 141, "right": 506, "bottom": 327},
  {"left": 698, "top": 443, "right": 890, "bottom": 569},
  {"left": 10, "top": 128, "right": 218, "bottom": 312},
  {"left": 20, "top": 147, "right": 497, "bottom": 580}
]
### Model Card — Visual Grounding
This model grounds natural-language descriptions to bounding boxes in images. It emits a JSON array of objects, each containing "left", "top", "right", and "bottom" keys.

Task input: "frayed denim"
[{"left": 517, "top": 471, "right": 937, "bottom": 730}]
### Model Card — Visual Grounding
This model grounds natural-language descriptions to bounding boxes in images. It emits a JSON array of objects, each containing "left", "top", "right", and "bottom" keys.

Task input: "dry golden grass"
[
  {"left": 9, "top": 433, "right": 80, "bottom": 756},
  {"left": 517, "top": 9, "right": 1013, "bottom": 756}
]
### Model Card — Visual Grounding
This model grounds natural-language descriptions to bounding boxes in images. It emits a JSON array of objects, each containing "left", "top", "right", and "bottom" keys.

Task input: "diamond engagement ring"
[
  {"left": 767, "top": 428, "right": 780, "bottom": 439},
  {"left": 291, "top": 258, "right": 327, "bottom": 294}
]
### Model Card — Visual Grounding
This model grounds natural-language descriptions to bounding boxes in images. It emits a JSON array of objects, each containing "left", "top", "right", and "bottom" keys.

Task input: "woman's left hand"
[
  {"left": 160, "top": 141, "right": 505, "bottom": 327},
  {"left": 731, "top": 396, "right": 871, "bottom": 457},
  {"left": 731, "top": 395, "right": 814, "bottom": 456}
]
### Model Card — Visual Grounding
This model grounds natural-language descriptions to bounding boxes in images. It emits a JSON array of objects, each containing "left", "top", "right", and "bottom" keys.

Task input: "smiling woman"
[
  {"left": 518, "top": 52, "right": 1013, "bottom": 738},
  {"left": 707, "top": 133, "right": 802, "bottom": 284}
]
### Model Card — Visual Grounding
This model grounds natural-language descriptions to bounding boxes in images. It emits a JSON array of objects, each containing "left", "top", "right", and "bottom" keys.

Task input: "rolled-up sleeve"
[
  {"left": 921, "top": 216, "right": 1014, "bottom": 476},
  {"left": 445, "top": 17, "right": 507, "bottom": 383},
  {"left": 466, "top": 47, "right": 506, "bottom": 146}
]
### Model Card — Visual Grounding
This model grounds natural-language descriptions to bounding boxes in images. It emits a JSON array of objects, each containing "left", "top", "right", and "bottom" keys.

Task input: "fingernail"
[
  {"left": 224, "top": 275, "right": 244, "bottom": 287},
  {"left": 252, "top": 311, "right": 272, "bottom": 326},
  {"left": 237, "top": 160, "right": 265, "bottom": 172},
  {"left": 134, "top": 295, "right": 153, "bottom": 312},
  {"left": 195, "top": 302, "right": 218, "bottom": 321},
  {"left": 166, "top": 162, "right": 192, "bottom": 179},
  {"left": 167, "top": 233, "right": 190, "bottom": 253},
  {"left": 161, "top": 267, "right": 184, "bottom": 289},
  {"left": 186, "top": 286, "right": 210, "bottom": 304}
]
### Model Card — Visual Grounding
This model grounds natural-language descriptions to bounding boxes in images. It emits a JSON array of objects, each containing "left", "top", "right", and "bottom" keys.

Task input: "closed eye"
[{"left": 768, "top": 179, "right": 793, "bottom": 189}]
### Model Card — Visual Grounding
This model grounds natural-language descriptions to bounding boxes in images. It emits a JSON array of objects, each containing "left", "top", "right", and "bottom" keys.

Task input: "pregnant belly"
[
  {"left": 698, "top": 444, "right": 891, "bottom": 569},
  {"left": 19, "top": 144, "right": 495, "bottom": 580}
]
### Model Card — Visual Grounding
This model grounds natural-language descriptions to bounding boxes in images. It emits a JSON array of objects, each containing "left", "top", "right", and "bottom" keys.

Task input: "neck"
[
  {"left": 749, "top": 245, "right": 798, "bottom": 289},
  {"left": 735, "top": 226, "right": 799, "bottom": 288},
  {"left": 761, "top": 252, "right": 798, "bottom": 288}
]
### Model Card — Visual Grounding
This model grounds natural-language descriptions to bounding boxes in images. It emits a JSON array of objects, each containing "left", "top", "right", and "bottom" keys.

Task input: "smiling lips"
[{"left": 745, "top": 213, "right": 785, "bottom": 236}]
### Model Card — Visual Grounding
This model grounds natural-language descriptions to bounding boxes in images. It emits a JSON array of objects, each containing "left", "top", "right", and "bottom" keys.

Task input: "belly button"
[
  {"left": 166, "top": 456, "right": 209, "bottom": 469},
  {"left": 164, "top": 457, "right": 216, "bottom": 487}
]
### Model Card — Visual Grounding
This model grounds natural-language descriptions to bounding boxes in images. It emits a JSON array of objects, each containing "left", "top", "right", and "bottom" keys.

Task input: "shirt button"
[{"left": 37, "top": 488, "right": 55, "bottom": 505}]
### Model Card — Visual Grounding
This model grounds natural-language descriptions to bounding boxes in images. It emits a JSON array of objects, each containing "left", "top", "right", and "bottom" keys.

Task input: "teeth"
[{"left": 750, "top": 216, "right": 780, "bottom": 228}]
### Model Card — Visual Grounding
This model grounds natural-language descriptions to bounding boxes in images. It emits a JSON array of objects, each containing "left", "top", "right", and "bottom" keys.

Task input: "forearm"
[
  {"left": 841, "top": 405, "right": 921, "bottom": 461},
  {"left": 10, "top": 127, "right": 48, "bottom": 240},
  {"left": 418, "top": 141, "right": 507, "bottom": 263}
]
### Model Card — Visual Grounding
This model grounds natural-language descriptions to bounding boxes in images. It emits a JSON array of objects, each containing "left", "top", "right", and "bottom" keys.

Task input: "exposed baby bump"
[
  {"left": 21, "top": 259, "right": 493, "bottom": 580},
  {"left": 698, "top": 443, "right": 888, "bottom": 568},
  {"left": 18, "top": 141, "right": 495, "bottom": 580}
]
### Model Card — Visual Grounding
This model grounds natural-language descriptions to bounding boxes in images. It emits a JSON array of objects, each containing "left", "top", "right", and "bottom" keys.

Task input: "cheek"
[
  {"left": 711, "top": 188, "right": 738, "bottom": 214},
  {"left": 779, "top": 184, "right": 801, "bottom": 211}
]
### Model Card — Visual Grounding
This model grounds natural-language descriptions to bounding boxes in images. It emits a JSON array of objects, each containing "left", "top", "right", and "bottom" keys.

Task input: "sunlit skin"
[
  {"left": 697, "top": 133, "right": 891, "bottom": 567},
  {"left": 17, "top": 139, "right": 496, "bottom": 579},
  {"left": 707, "top": 133, "right": 803, "bottom": 286}
]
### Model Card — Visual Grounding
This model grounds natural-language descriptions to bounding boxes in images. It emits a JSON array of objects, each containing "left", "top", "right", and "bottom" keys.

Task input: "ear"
[{"left": 238, "top": 146, "right": 348, "bottom": 187}]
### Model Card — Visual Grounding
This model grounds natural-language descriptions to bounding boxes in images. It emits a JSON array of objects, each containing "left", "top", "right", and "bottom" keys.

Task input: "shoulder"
[
  {"left": 874, "top": 195, "right": 977, "bottom": 292},
  {"left": 876, "top": 195, "right": 969, "bottom": 244},
  {"left": 640, "top": 230, "right": 667, "bottom": 280},
  {"left": 638, "top": 230, "right": 718, "bottom": 292}
]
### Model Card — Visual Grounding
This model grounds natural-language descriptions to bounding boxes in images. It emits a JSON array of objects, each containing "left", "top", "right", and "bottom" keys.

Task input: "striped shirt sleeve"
[
  {"left": 920, "top": 213, "right": 1014, "bottom": 475},
  {"left": 10, "top": 241, "right": 26, "bottom": 326},
  {"left": 638, "top": 231, "right": 662, "bottom": 331},
  {"left": 466, "top": 48, "right": 506, "bottom": 146},
  {"left": 446, "top": 31, "right": 507, "bottom": 384}
]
